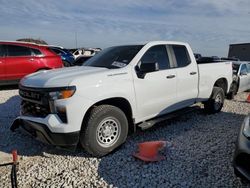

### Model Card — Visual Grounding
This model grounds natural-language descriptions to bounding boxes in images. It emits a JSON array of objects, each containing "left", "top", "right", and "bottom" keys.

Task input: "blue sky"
[{"left": 0, "top": 0, "right": 249, "bottom": 56}]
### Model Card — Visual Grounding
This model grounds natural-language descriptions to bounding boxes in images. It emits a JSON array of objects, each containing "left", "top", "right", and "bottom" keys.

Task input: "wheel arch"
[
  {"left": 81, "top": 97, "right": 135, "bottom": 133},
  {"left": 213, "top": 78, "right": 228, "bottom": 95}
]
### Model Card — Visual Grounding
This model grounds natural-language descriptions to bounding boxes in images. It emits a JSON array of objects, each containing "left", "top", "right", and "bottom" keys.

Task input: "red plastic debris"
[
  {"left": 12, "top": 150, "right": 18, "bottom": 164},
  {"left": 133, "top": 141, "right": 167, "bottom": 162},
  {"left": 247, "top": 94, "right": 250, "bottom": 103}
]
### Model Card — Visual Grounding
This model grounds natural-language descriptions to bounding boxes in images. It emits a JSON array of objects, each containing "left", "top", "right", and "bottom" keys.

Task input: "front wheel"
[
  {"left": 204, "top": 87, "right": 225, "bottom": 114},
  {"left": 80, "top": 105, "right": 128, "bottom": 157}
]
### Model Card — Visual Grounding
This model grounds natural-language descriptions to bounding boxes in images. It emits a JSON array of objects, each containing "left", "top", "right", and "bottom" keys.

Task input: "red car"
[{"left": 0, "top": 41, "right": 63, "bottom": 85}]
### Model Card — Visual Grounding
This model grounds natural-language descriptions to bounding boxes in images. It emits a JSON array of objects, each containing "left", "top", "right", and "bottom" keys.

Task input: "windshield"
[{"left": 83, "top": 45, "right": 143, "bottom": 69}]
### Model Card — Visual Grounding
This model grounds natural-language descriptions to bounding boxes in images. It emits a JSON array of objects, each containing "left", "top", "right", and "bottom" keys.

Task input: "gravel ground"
[{"left": 0, "top": 88, "right": 250, "bottom": 188}]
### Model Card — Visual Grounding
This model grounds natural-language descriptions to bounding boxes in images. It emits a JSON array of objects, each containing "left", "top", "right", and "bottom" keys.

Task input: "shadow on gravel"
[
  {"left": 97, "top": 110, "right": 249, "bottom": 187},
  {"left": 0, "top": 85, "right": 18, "bottom": 91}
]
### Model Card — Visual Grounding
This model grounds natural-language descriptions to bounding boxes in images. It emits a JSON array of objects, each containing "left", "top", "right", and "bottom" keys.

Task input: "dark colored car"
[
  {"left": 49, "top": 46, "right": 75, "bottom": 67},
  {"left": 74, "top": 56, "right": 92, "bottom": 66},
  {"left": 221, "top": 57, "right": 240, "bottom": 61},
  {"left": 0, "top": 41, "right": 63, "bottom": 86},
  {"left": 194, "top": 53, "right": 202, "bottom": 60},
  {"left": 234, "top": 114, "right": 250, "bottom": 181}
]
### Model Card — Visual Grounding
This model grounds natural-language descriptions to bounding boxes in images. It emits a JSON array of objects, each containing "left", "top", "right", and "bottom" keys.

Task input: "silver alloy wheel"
[
  {"left": 214, "top": 94, "right": 222, "bottom": 110},
  {"left": 96, "top": 117, "right": 121, "bottom": 148}
]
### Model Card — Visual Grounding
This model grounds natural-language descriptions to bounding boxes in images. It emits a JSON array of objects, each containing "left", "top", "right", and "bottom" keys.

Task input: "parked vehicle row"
[
  {"left": 0, "top": 41, "right": 63, "bottom": 86},
  {"left": 11, "top": 41, "right": 233, "bottom": 157},
  {"left": 69, "top": 48, "right": 101, "bottom": 59},
  {"left": 49, "top": 46, "right": 75, "bottom": 67},
  {"left": 0, "top": 41, "right": 101, "bottom": 86}
]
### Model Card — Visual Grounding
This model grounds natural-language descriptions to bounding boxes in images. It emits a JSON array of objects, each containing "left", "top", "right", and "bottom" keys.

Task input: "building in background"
[{"left": 228, "top": 43, "right": 250, "bottom": 61}]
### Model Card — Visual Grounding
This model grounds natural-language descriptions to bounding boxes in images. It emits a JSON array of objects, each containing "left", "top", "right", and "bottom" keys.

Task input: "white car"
[
  {"left": 11, "top": 41, "right": 233, "bottom": 156},
  {"left": 227, "top": 61, "right": 250, "bottom": 99}
]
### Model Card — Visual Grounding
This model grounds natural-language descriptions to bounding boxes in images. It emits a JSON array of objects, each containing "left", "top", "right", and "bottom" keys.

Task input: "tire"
[
  {"left": 227, "top": 82, "right": 238, "bottom": 100},
  {"left": 80, "top": 105, "right": 128, "bottom": 157},
  {"left": 63, "top": 61, "right": 71, "bottom": 67},
  {"left": 204, "top": 87, "right": 225, "bottom": 114}
]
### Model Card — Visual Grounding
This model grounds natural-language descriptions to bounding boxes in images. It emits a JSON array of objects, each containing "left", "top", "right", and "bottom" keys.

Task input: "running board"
[{"left": 138, "top": 106, "right": 199, "bottom": 130}]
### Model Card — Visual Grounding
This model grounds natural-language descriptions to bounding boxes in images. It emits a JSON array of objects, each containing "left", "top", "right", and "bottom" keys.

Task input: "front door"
[
  {"left": 133, "top": 45, "right": 177, "bottom": 122},
  {"left": 0, "top": 45, "right": 5, "bottom": 80}
]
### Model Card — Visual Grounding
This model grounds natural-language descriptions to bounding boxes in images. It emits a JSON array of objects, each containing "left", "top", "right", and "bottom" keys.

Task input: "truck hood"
[{"left": 20, "top": 66, "right": 109, "bottom": 88}]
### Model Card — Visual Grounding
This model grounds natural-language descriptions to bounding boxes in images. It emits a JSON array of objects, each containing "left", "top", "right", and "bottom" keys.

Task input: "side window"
[
  {"left": 172, "top": 45, "right": 191, "bottom": 68},
  {"left": 240, "top": 64, "right": 248, "bottom": 75},
  {"left": 31, "top": 48, "right": 43, "bottom": 56},
  {"left": 0, "top": 45, "right": 4, "bottom": 57},
  {"left": 140, "top": 45, "right": 170, "bottom": 70},
  {"left": 7, "top": 45, "right": 32, "bottom": 57}
]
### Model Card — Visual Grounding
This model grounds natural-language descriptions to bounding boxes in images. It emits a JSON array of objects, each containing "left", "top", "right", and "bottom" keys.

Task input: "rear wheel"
[
  {"left": 204, "top": 87, "right": 225, "bottom": 114},
  {"left": 80, "top": 105, "right": 128, "bottom": 157},
  {"left": 227, "top": 82, "right": 238, "bottom": 100}
]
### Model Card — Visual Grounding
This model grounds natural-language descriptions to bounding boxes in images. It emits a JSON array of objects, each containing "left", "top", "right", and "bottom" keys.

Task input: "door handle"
[
  {"left": 166, "top": 75, "right": 175, "bottom": 79},
  {"left": 0, "top": 61, "right": 2, "bottom": 64},
  {"left": 190, "top": 72, "right": 197, "bottom": 75},
  {"left": 29, "top": 58, "right": 34, "bottom": 61}
]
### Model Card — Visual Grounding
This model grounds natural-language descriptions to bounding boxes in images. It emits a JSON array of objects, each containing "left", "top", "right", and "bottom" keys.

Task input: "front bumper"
[
  {"left": 10, "top": 118, "right": 80, "bottom": 150},
  {"left": 233, "top": 116, "right": 250, "bottom": 181}
]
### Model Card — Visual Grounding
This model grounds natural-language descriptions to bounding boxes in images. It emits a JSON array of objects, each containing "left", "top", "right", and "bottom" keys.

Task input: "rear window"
[
  {"left": 7, "top": 45, "right": 32, "bottom": 56},
  {"left": 172, "top": 45, "right": 191, "bottom": 67}
]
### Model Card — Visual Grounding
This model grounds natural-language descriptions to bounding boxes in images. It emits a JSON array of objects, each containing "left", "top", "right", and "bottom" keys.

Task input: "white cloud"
[{"left": 0, "top": 0, "right": 249, "bottom": 56}]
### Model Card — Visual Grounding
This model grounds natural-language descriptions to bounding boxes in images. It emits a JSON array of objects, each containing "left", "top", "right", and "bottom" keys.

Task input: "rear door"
[
  {"left": 5, "top": 44, "right": 35, "bottom": 80},
  {"left": 170, "top": 45, "right": 198, "bottom": 108},
  {"left": 0, "top": 45, "right": 6, "bottom": 80}
]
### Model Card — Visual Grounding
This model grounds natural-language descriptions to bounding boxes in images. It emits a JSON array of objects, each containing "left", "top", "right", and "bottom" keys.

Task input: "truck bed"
[{"left": 197, "top": 61, "right": 232, "bottom": 100}]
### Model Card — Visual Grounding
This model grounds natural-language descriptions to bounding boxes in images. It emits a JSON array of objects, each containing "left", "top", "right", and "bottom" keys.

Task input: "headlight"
[
  {"left": 243, "top": 115, "right": 250, "bottom": 138},
  {"left": 48, "top": 86, "right": 76, "bottom": 100}
]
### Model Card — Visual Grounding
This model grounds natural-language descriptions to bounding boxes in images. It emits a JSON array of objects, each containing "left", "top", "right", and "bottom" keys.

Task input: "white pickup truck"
[{"left": 11, "top": 41, "right": 233, "bottom": 156}]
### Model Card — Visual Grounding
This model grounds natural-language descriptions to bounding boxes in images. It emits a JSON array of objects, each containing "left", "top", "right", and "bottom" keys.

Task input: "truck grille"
[
  {"left": 19, "top": 88, "right": 42, "bottom": 101},
  {"left": 21, "top": 100, "right": 50, "bottom": 118},
  {"left": 19, "top": 87, "right": 50, "bottom": 118}
]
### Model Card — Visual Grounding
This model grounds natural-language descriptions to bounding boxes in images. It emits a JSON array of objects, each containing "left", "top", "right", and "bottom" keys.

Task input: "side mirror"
[
  {"left": 136, "top": 62, "right": 159, "bottom": 79},
  {"left": 139, "top": 62, "right": 159, "bottom": 73}
]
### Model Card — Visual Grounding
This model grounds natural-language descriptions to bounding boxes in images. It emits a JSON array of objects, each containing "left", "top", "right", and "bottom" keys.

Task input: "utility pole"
[{"left": 75, "top": 31, "right": 78, "bottom": 48}]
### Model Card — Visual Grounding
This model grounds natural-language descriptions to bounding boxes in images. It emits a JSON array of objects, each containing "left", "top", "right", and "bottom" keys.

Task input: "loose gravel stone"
[{"left": 0, "top": 88, "right": 250, "bottom": 187}]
